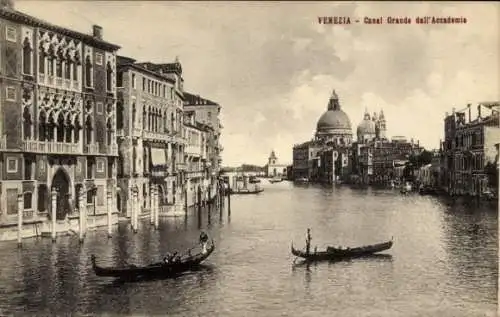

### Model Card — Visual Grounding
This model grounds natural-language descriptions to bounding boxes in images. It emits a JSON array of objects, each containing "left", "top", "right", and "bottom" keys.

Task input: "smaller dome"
[{"left": 357, "top": 110, "right": 376, "bottom": 135}]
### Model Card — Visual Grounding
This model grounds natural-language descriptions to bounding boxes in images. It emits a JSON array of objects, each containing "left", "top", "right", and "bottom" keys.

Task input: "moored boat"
[
  {"left": 269, "top": 176, "right": 283, "bottom": 184},
  {"left": 230, "top": 187, "right": 264, "bottom": 195},
  {"left": 91, "top": 238, "right": 215, "bottom": 279},
  {"left": 291, "top": 229, "right": 393, "bottom": 262}
]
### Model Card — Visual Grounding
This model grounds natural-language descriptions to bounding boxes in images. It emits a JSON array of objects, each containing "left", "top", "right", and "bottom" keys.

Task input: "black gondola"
[
  {"left": 291, "top": 239, "right": 393, "bottom": 262},
  {"left": 91, "top": 240, "right": 215, "bottom": 279}
]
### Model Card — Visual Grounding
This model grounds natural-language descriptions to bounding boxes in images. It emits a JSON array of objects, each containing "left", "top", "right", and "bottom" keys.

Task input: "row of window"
[
  {"left": 117, "top": 72, "right": 176, "bottom": 100},
  {"left": 4, "top": 157, "right": 113, "bottom": 180},
  {"left": 1, "top": 184, "right": 107, "bottom": 215}
]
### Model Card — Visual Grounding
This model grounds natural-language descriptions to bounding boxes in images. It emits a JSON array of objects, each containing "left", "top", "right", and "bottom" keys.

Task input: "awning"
[{"left": 151, "top": 148, "right": 167, "bottom": 167}]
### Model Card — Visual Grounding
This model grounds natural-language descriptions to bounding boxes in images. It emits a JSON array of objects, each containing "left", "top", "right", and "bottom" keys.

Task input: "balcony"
[
  {"left": 106, "top": 143, "right": 118, "bottom": 156},
  {"left": 143, "top": 131, "right": 169, "bottom": 142},
  {"left": 186, "top": 170, "right": 205, "bottom": 179},
  {"left": 176, "top": 163, "right": 187, "bottom": 171},
  {"left": 186, "top": 144, "right": 201, "bottom": 157},
  {"left": 85, "top": 143, "right": 100, "bottom": 155},
  {"left": 23, "top": 140, "right": 81, "bottom": 155},
  {"left": 116, "top": 129, "right": 125, "bottom": 137},
  {"left": 132, "top": 128, "right": 142, "bottom": 138},
  {"left": 151, "top": 170, "right": 168, "bottom": 178}
]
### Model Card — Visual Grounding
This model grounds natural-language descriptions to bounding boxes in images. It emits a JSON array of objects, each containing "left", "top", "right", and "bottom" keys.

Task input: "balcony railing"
[
  {"left": 116, "top": 129, "right": 125, "bottom": 137},
  {"left": 176, "top": 163, "right": 187, "bottom": 170},
  {"left": 23, "top": 140, "right": 81, "bottom": 154},
  {"left": 143, "top": 130, "right": 169, "bottom": 142},
  {"left": 186, "top": 145, "right": 201, "bottom": 156},
  {"left": 106, "top": 143, "right": 118, "bottom": 156},
  {"left": 186, "top": 170, "right": 205, "bottom": 179},
  {"left": 151, "top": 170, "right": 168, "bottom": 178},
  {"left": 85, "top": 143, "right": 100, "bottom": 155}
]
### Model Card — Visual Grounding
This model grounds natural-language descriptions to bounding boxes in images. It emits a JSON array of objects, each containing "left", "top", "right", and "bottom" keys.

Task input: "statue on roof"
[
  {"left": 175, "top": 56, "right": 180, "bottom": 64},
  {"left": 331, "top": 89, "right": 339, "bottom": 100}
]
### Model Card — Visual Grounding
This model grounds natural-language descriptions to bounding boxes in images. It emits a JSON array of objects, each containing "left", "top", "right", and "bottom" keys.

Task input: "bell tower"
[{"left": 378, "top": 109, "right": 387, "bottom": 139}]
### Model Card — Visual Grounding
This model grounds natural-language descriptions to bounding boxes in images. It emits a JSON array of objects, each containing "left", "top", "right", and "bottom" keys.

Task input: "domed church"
[
  {"left": 292, "top": 89, "right": 353, "bottom": 184},
  {"left": 315, "top": 90, "right": 353, "bottom": 146},
  {"left": 356, "top": 108, "right": 387, "bottom": 143}
]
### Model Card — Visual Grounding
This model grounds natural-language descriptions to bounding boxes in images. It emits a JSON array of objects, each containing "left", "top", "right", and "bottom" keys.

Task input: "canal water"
[{"left": 0, "top": 181, "right": 497, "bottom": 316}]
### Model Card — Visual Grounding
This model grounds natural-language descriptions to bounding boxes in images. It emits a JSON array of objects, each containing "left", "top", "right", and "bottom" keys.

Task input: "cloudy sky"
[{"left": 16, "top": 1, "right": 499, "bottom": 166}]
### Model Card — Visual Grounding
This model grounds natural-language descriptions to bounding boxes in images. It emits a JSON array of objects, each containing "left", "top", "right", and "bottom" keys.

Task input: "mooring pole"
[
  {"left": 107, "top": 191, "right": 112, "bottom": 238},
  {"left": 17, "top": 194, "right": 23, "bottom": 248},
  {"left": 51, "top": 188, "right": 57, "bottom": 243},
  {"left": 79, "top": 186, "right": 86, "bottom": 244}
]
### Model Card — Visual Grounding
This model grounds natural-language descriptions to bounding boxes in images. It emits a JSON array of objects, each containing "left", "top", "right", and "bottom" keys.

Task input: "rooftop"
[
  {"left": 184, "top": 92, "right": 219, "bottom": 107},
  {"left": 0, "top": 7, "right": 120, "bottom": 51}
]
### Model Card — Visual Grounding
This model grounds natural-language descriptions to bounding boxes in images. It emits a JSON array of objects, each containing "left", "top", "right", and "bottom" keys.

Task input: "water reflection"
[{"left": 0, "top": 184, "right": 497, "bottom": 316}]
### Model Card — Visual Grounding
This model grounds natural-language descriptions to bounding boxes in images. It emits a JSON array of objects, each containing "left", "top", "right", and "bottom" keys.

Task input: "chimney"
[
  {"left": 452, "top": 107, "right": 456, "bottom": 115},
  {"left": 92, "top": 25, "right": 103, "bottom": 40},
  {"left": 477, "top": 104, "right": 482, "bottom": 119},
  {"left": 467, "top": 103, "right": 471, "bottom": 122}
]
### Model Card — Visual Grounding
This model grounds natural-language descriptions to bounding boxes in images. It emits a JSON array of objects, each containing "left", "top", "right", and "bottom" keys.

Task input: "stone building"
[
  {"left": 183, "top": 92, "right": 223, "bottom": 180},
  {"left": 265, "top": 150, "right": 288, "bottom": 178},
  {"left": 441, "top": 102, "right": 500, "bottom": 196},
  {"left": 115, "top": 57, "right": 186, "bottom": 217},
  {"left": 183, "top": 110, "right": 214, "bottom": 206},
  {"left": 0, "top": 7, "right": 120, "bottom": 227}
]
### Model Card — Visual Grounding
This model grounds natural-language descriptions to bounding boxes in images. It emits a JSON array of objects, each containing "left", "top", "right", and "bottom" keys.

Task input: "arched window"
[
  {"left": 56, "top": 50, "right": 63, "bottom": 78},
  {"left": 74, "top": 115, "right": 81, "bottom": 144},
  {"left": 85, "top": 115, "right": 92, "bottom": 145},
  {"left": 118, "top": 150, "right": 124, "bottom": 177},
  {"left": 106, "top": 118, "right": 112, "bottom": 145},
  {"left": 132, "top": 146, "right": 137, "bottom": 174},
  {"left": 116, "top": 101, "right": 124, "bottom": 130},
  {"left": 38, "top": 42, "right": 45, "bottom": 74},
  {"left": 47, "top": 112, "right": 55, "bottom": 141},
  {"left": 131, "top": 102, "right": 136, "bottom": 128},
  {"left": 24, "top": 192, "right": 32, "bottom": 210},
  {"left": 171, "top": 113, "right": 175, "bottom": 132},
  {"left": 163, "top": 111, "right": 168, "bottom": 133},
  {"left": 65, "top": 115, "right": 73, "bottom": 143},
  {"left": 148, "top": 107, "right": 152, "bottom": 131},
  {"left": 85, "top": 55, "right": 92, "bottom": 87},
  {"left": 38, "top": 110, "right": 46, "bottom": 141},
  {"left": 65, "top": 52, "right": 71, "bottom": 80},
  {"left": 22, "top": 38, "right": 32, "bottom": 75},
  {"left": 56, "top": 113, "right": 65, "bottom": 142},
  {"left": 106, "top": 62, "right": 113, "bottom": 91},
  {"left": 142, "top": 108, "right": 147, "bottom": 130},
  {"left": 23, "top": 107, "right": 31, "bottom": 140},
  {"left": 47, "top": 44, "right": 55, "bottom": 76},
  {"left": 143, "top": 148, "right": 148, "bottom": 173},
  {"left": 73, "top": 51, "right": 79, "bottom": 81}
]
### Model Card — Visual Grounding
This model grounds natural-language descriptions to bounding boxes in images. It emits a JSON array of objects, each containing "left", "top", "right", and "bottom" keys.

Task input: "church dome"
[
  {"left": 317, "top": 110, "right": 352, "bottom": 131},
  {"left": 315, "top": 90, "right": 352, "bottom": 135},
  {"left": 357, "top": 111, "right": 376, "bottom": 135}
]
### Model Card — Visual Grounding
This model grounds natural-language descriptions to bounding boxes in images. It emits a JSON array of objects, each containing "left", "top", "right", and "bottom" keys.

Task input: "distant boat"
[
  {"left": 249, "top": 176, "right": 261, "bottom": 184},
  {"left": 294, "top": 177, "right": 309, "bottom": 183},
  {"left": 269, "top": 176, "right": 283, "bottom": 184}
]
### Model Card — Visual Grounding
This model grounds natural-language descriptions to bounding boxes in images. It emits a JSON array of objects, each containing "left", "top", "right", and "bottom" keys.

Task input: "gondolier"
[{"left": 305, "top": 228, "right": 311, "bottom": 255}]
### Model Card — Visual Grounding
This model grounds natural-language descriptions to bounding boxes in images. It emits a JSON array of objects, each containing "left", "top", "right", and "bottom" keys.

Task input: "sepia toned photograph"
[{"left": 0, "top": 1, "right": 498, "bottom": 316}]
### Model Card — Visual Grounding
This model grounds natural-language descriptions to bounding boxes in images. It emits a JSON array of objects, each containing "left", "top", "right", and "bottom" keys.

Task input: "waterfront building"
[
  {"left": 0, "top": 6, "right": 120, "bottom": 228},
  {"left": 183, "top": 110, "right": 213, "bottom": 206},
  {"left": 292, "top": 140, "right": 322, "bottom": 180},
  {"left": 265, "top": 150, "right": 288, "bottom": 178},
  {"left": 441, "top": 102, "right": 500, "bottom": 196},
  {"left": 116, "top": 57, "right": 186, "bottom": 217},
  {"left": 183, "top": 92, "right": 223, "bottom": 181}
]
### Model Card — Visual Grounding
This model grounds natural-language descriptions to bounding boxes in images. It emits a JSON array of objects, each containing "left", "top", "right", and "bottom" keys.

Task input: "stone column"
[
  {"left": 17, "top": 194, "right": 23, "bottom": 248},
  {"left": 154, "top": 185, "right": 159, "bottom": 229},
  {"left": 51, "top": 188, "right": 57, "bottom": 242},
  {"left": 150, "top": 184, "right": 155, "bottom": 225},
  {"left": 107, "top": 190, "right": 112, "bottom": 238},
  {"left": 79, "top": 185, "right": 86, "bottom": 243}
]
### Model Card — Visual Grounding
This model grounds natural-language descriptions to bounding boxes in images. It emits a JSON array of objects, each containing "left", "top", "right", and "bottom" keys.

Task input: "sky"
[{"left": 15, "top": 1, "right": 499, "bottom": 167}]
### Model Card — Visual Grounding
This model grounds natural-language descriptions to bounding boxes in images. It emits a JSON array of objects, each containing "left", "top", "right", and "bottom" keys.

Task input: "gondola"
[
  {"left": 291, "top": 238, "right": 393, "bottom": 262},
  {"left": 269, "top": 178, "right": 283, "bottom": 184},
  {"left": 91, "top": 240, "right": 215, "bottom": 279}
]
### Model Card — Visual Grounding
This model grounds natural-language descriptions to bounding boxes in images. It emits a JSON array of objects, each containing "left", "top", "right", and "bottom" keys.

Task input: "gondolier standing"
[
  {"left": 305, "top": 228, "right": 312, "bottom": 255},
  {"left": 199, "top": 231, "right": 209, "bottom": 254}
]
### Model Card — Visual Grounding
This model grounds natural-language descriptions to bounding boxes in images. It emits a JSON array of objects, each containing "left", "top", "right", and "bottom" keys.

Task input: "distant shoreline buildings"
[
  {"left": 0, "top": 4, "right": 223, "bottom": 237},
  {"left": 291, "top": 89, "right": 500, "bottom": 198},
  {"left": 292, "top": 90, "right": 422, "bottom": 186}
]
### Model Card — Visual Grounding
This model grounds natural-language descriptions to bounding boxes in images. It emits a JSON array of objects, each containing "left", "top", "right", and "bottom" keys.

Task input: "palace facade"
[
  {"left": 0, "top": 7, "right": 120, "bottom": 227},
  {"left": 441, "top": 103, "right": 499, "bottom": 196}
]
